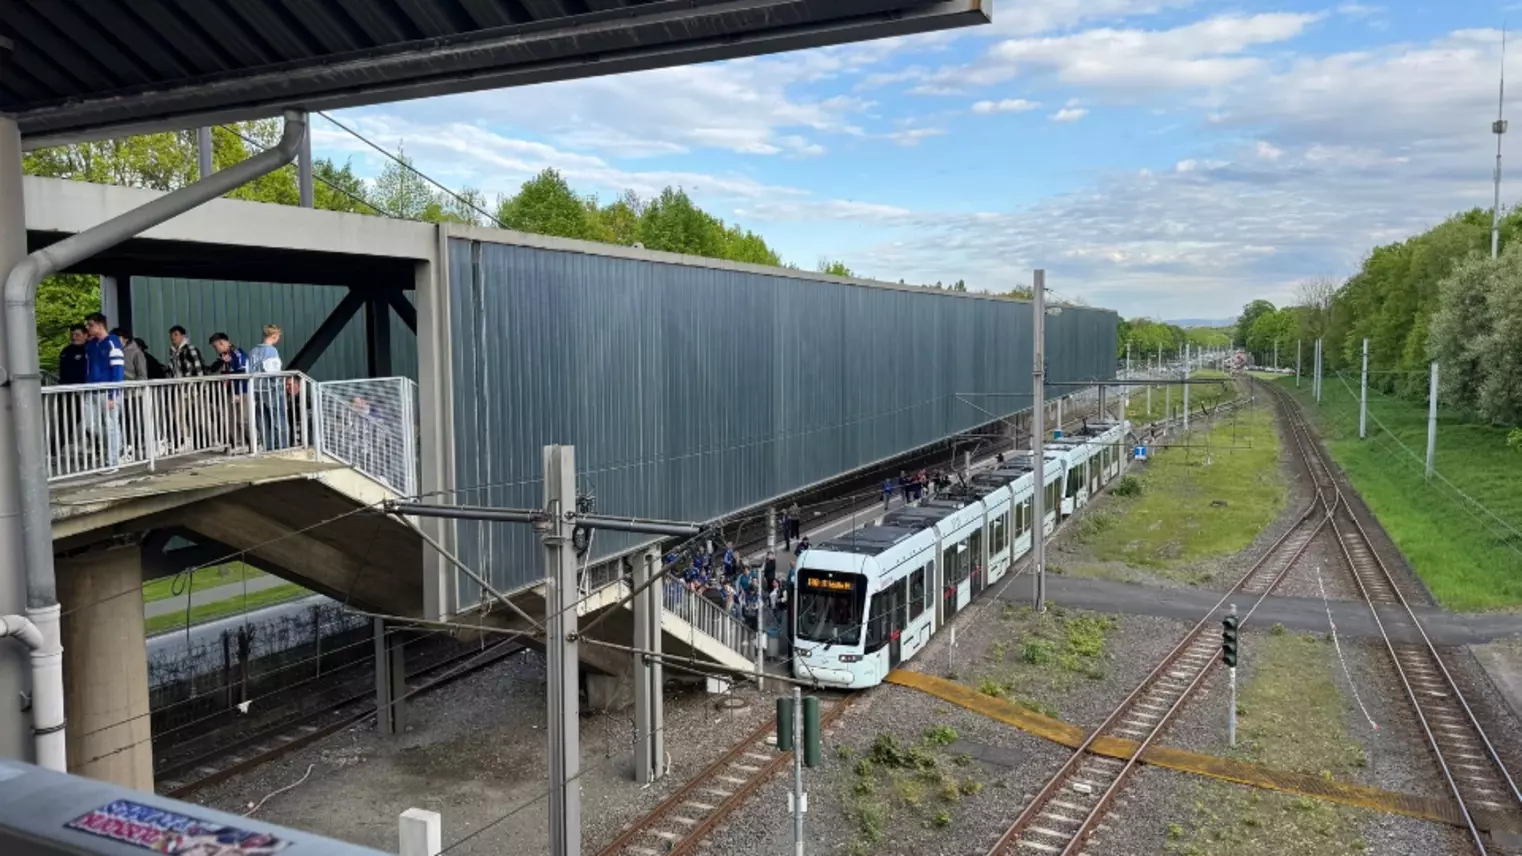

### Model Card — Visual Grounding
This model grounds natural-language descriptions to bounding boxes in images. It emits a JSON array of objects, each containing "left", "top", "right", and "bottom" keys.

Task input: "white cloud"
[
  {"left": 987, "top": 0, "right": 1200, "bottom": 36},
  {"left": 987, "top": 13, "right": 1323, "bottom": 91},
  {"left": 1255, "top": 141, "right": 1284, "bottom": 161},
  {"left": 884, "top": 128, "right": 947, "bottom": 146},
  {"left": 972, "top": 98, "right": 1042, "bottom": 114},
  {"left": 1050, "top": 107, "right": 1089, "bottom": 122}
]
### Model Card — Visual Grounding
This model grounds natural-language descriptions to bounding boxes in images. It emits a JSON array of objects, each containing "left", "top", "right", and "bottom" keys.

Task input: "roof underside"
[{"left": 0, "top": 0, "right": 989, "bottom": 148}]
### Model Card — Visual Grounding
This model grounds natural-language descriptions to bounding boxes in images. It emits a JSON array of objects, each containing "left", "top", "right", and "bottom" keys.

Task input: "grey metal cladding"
[
  {"left": 129, "top": 277, "right": 418, "bottom": 382},
  {"left": 447, "top": 238, "right": 1117, "bottom": 599}
]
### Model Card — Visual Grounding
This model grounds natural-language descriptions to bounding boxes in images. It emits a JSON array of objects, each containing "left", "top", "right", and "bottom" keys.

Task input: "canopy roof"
[{"left": 0, "top": 0, "right": 988, "bottom": 148}]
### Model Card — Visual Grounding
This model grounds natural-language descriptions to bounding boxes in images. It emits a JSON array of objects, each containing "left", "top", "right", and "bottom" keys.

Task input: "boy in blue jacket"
[{"left": 82, "top": 313, "right": 125, "bottom": 471}]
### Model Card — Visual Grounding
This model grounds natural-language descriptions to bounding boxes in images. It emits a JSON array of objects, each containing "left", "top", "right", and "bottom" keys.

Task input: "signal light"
[{"left": 1222, "top": 615, "right": 1239, "bottom": 668}]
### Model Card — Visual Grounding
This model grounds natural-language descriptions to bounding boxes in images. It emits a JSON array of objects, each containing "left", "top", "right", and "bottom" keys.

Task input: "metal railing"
[
  {"left": 42, "top": 372, "right": 315, "bottom": 482},
  {"left": 664, "top": 583, "right": 759, "bottom": 658},
  {"left": 314, "top": 377, "right": 418, "bottom": 497}
]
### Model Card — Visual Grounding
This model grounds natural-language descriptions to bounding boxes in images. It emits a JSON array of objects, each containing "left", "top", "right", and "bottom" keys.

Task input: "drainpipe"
[
  {"left": 1, "top": 109, "right": 308, "bottom": 770},
  {"left": 0, "top": 611, "right": 62, "bottom": 771}
]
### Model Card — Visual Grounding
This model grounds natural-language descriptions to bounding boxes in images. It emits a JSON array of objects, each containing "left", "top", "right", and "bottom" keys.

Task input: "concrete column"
[
  {"left": 298, "top": 126, "right": 315, "bottom": 209},
  {"left": 57, "top": 545, "right": 153, "bottom": 790},
  {"left": 197, "top": 127, "right": 214, "bottom": 180},
  {"left": 0, "top": 115, "right": 31, "bottom": 762}
]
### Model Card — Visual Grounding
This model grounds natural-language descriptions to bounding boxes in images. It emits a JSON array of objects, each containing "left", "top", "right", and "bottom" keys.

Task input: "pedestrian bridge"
[{"left": 45, "top": 371, "right": 756, "bottom": 742}]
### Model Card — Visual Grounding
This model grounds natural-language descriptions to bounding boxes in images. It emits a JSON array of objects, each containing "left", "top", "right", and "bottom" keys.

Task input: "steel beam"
[{"left": 286, "top": 288, "right": 365, "bottom": 373}]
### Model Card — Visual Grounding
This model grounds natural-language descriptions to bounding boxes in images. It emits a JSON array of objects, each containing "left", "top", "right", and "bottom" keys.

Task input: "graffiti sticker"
[{"left": 66, "top": 799, "right": 291, "bottom": 855}]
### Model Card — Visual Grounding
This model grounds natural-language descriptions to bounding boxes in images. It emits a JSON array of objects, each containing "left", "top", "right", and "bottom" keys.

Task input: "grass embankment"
[
  {"left": 1125, "top": 369, "right": 1239, "bottom": 425},
  {"left": 142, "top": 562, "right": 266, "bottom": 604},
  {"left": 1166, "top": 628, "right": 1369, "bottom": 855},
  {"left": 1070, "top": 392, "right": 1287, "bottom": 585},
  {"left": 1275, "top": 375, "right": 1522, "bottom": 611},
  {"left": 842, "top": 728, "right": 991, "bottom": 856},
  {"left": 145, "top": 582, "right": 310, "bottom": 636},
  {"left": 964, "top": 603, "right": 1119, "bottom": 720}
]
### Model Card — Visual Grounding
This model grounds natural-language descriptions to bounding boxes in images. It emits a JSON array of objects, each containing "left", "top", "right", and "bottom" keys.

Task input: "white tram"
[{"left": 793, "top": 422, "right": 1129, "bottom": 689}]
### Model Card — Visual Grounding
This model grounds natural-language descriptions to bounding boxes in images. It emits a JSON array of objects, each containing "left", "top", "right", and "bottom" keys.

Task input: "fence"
[
  {"left": 664, "top": 583, "right": 759, "bottom": 658},
  {"left": 315, "top": 377, "right": 418, "bottom": 497},
  {"left": 42, "top": 372, "right": 315, "bottom": 482}
]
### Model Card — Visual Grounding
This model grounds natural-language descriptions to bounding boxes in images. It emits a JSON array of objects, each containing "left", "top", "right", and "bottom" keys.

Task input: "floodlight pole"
[
  {"left": 1032, "top": 269, "right": 1047, "bottom": 613},
  {"left": 1494, "top": 28, "right": 1509, "bottom": 260}
]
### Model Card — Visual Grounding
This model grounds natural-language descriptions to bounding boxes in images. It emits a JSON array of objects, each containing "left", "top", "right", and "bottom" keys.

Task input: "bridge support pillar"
[
  {"left": 57, "top": 544, "right": 153, "bottom": 790},
  {"left": 374, "top": 618, "right": 406, "bottom": 736}
]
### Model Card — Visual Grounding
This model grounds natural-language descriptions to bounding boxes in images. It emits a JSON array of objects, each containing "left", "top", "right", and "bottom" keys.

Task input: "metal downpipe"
[{"left": 1, "top": 109, "right": 307, "bottom": 770}]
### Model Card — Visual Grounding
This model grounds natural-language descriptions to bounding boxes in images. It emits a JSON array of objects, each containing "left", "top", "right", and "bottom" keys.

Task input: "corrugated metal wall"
[
  {"left": 128, "top": 277, "right": 417, "bottom": 381},
  {"left": 447, "top": 239, "right": 1117, "bottom": 601}
]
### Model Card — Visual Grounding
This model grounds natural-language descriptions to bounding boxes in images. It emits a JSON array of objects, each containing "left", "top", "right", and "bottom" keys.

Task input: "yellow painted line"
[{"left": 886, "top": 669, "right": 1521, "bottom": 834}]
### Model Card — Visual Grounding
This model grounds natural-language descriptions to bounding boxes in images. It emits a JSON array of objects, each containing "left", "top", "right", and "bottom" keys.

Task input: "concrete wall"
[{"left": 436, "top": 230, "right": 1118, "bottom": 605}]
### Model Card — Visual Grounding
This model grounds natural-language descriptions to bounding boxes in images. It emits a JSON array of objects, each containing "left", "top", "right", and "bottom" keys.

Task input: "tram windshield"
[{"left": 797, "top": 570, "right": 865, "bottom": 647}]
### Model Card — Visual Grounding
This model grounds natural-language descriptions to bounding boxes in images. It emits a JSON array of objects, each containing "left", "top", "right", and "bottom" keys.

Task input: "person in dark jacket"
[
  {"left": 58, "top": 324, "right": 88, "bottom": 385},
  {"left": 210, "top": 333, "right": 250, "bottom": 451}
]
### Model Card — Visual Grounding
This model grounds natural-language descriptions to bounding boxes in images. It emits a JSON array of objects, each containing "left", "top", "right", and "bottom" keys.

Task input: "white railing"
[
  {"left": 42, "top": 372, "right": 315, "bottom": 482},
  {"left": 663, "top": 583, "right": 759, "bottom": 659},
  {"left": 314, "top": 378, "right": 419, "bottom": 497}
]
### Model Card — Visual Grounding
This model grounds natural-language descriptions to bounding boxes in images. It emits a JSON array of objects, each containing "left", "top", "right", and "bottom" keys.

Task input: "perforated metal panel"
[
  {"left": 129, "top": 277, "right": 417, "bottom": 382},
  {"left": 446, "top": 238, "right": 1117, "bottom": 600}
]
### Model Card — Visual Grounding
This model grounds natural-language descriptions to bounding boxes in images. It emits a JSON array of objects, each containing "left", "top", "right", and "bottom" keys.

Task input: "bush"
[
  {"left": 1113, "top": 475, "right": 1143, "bottom": 497},
  {"left": 1021, "top": 639, "right": 1056, "bottom": 665},
  {"left": 923, "top": 725, "right": 958, "bottom": 746}
]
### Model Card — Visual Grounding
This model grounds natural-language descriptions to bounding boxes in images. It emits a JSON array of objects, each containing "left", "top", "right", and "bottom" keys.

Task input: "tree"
[
  {"left": 638, "top": 188, "right": 726, "bottom": 257},
  {"left": 370, "top": 145, "right": 437, "bottom": 221},
  {"left": 312, "top": 158, "right": 381, "bottom": 215},
  {"left": 1235, "top": 299, "right": 1276, "bottom": 349},
  {"left": 497, "top": 169, "right": 592, "bottom": 238},
  {"left": 818, "top": 260, "right": 855, "bottom": 277},
  {"left": 36, "top": 275, "right": 101, "bottom": 374},
  {"left": 592, "top": 191, "right": 643, "bottom": 246}
]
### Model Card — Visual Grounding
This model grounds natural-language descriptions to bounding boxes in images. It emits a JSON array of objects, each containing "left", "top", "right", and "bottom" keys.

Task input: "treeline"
[
  {"left": 1116, "top": 317, "right": 1231, "bottom": 359},
  {"left": 24, "top": 123, "right": 1022, "bottom": 368},
  {"left": 1237, "top": 206, "right": 1522, "bottom": 429}
]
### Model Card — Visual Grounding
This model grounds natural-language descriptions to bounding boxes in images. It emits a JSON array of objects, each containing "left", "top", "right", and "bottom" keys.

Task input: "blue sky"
[{"left": 311, "top": 1, "right": 1511, "bottom": 320}]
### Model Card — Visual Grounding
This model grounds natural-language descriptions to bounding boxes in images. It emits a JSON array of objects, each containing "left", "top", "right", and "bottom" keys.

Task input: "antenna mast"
[{"left": 1494, "top": 27, "right": 1509, "bottom": 259}]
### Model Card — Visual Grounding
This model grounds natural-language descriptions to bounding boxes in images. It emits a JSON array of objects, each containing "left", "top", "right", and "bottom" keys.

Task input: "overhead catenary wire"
[{"left": 214, "top": 124, "right": 400, "bottom": 219}]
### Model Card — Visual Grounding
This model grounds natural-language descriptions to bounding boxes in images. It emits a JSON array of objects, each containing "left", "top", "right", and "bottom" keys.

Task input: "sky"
[{"left": 310, "top": 0, "right": 1511, "bottom": 321}]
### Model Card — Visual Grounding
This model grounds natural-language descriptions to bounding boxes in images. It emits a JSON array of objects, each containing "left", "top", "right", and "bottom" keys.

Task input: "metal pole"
[
  {"left": 792, "top": 686, "right": 805, "bottom": 856},
  {"left": 1360, "top": 339, "right": 1368, "bottom": 439},
  {"left": 542, "top": 445, "right": 580, "bottom": 856},
  {"left": 197, "top": 127, "right": 214, "bottom": 179},
  {"left": 1032, "top": 270, "right": 1047, "bottom": 613},
  {"left": 1494, "top": 29, "right": 1508, "bottom": 259},
  {"left": 1182, "top": 343, "right": 1190, "bottom": 431},
  {"left": 1427, "top": 362, "right": 1439, "bottom": 482},
  {"left": 1165, "top": 379, "right": 1171, "bottom": 425},
  {"left": 1297, "top": 339, "right": 1302, "bottom": 388},
  {"left": 647, "top": 550, "right": 664, "bottom": 781},
  {"left": 0, "top": 117, "right": 28, "bottom": 763},
  {"left": 299, "top": 123, "right": 315, "bottom": 208},
  {"left": 1273, "top": 341, "right": 1278, "bottom": 371},
  {"left": 633, "top": 550, "right": 653, "bottom": 784},
  {"left": 1227, "top": 607, "right": 1237, "bottom": 748}
]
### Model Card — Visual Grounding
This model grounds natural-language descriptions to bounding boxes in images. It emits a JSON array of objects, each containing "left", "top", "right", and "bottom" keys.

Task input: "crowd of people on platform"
[
  {"left": 663, "top": 525, "right": 813, "bottom": 636},
  {"left": 54, "top": 315, "right": 292, "bottom": 473},
  {"left": 882, "top": 468, "right": 953, "bottom": 508}
]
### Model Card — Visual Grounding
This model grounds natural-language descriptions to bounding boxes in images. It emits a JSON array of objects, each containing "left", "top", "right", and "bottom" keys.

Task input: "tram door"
[
  {"left": 888, "top": 578, "right": 906, "bottom": 669},
  {"left": 969, "top": 528, "right": 985, "bottom": 597}
]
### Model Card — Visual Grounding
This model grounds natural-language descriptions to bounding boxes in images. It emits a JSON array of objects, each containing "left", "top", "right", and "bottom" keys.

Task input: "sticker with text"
[{"left": 66, "top": 799, "right": 291, "bottom": 854}]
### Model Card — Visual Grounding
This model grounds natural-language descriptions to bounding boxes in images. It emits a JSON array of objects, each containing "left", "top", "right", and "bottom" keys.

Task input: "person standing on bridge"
[
  {"left": 210, "top": 333, "right": 249, "bottom": 452},
  {"left": 82, "top": 313, "right": 125, "bottom": 472},
  {"left": 247, "top": 324, "right": 288, "bottom": 452},
  {"left": 165, "top": 325, "right": 205, "bottom": 453}
]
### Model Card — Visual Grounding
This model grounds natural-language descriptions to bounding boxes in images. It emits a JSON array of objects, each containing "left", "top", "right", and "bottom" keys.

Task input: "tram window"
[
  {"left": 909, "top": 568, "right": 926, "bottom": 619},
  {"left": 923, "top": 563, "right": 935, "bottom": 611},
  {"left": 969, "top": 529, "right": 983, "bottom": 570},
  {"left": 864, "top": 590, "right": 892, "bottom": 652},
  {"left": 947, "top": 540, "right": 970, "bottom": 584},
  {"left": 990, "top": 513, "right": 1006, "bottom": 554},
  {"left": 1014, "top": 502, "right": 1025, "bottom": 538}
]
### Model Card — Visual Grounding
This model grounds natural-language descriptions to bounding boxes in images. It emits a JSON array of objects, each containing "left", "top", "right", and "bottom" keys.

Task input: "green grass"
[
  {"left": 141, "top": 562, "right": 266, "bottom": 604},
  {"left": 1126, "top": 369, "right": 1239, "bottom": 425},
  {"left": 843, "top": 731, "right": 987, "bottom": 853},
  {"left": 1276, "top": 375, "right": 1522, "bottom": 610},
  {"left": 1165, "top": 631, "right": 1368, "bottom": 856},
  {"left": 968, "top": 605, "right": 1118, "bottom": 715},
  {"left": 145, "top": 581, "right": 310, "bottom": 636},
  {"left": 1083, "top": 398, "right": 1286, "bottom": 575}
]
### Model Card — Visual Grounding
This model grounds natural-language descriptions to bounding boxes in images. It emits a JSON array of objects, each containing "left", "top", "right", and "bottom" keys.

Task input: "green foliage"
[
  {"left": 1236, "top": 299, "right": 1277, "bottom": 349},
  {"left": 818, "top": 259, "right": 855, "bottom": 277},
  {"left": 1020, "top": 639, "right": 1056, "bottom": 665},
  {"left": 36, "top": 275, "right": 100, "bottom": 373},
  {"left": 922, "top": 726, "right": 958, "bottom": 746},
  {"left": 496, "top": 168, "right": 594, "bottom": 239},
  {"left": 1113, "top": 475, "right": 1142, "bottom": 497}
]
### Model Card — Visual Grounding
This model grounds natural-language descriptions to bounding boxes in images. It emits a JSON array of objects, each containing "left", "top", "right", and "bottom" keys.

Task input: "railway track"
[
  {"left": 595, "top": 692, "right": 855, "bottom": 856},
  {"left": 158, "top": 639, "right": 524, "bottom": 797},
  {"left": 984, "top": 379, "right": 1327, "bottom": 856},
  {"left": 1272, "top": 381, "right": 1522, "bottom": 852}
]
